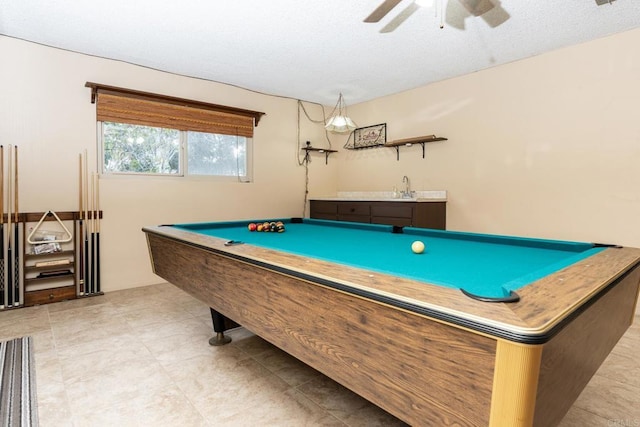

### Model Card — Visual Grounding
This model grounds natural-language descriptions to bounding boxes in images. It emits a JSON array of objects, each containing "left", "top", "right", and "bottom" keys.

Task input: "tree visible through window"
[
  {"left": 187, "top": 131, "right": 247, "bottom": 177},
  {"left": 103, "top": 122, "right": 180, "bottom": 174},
  {"left": 101, "top": 123, "right": 250, "bottom": 178}
]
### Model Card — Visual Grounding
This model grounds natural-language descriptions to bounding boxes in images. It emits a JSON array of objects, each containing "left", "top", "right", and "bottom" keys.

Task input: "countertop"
[{"left": 310, "top": 191, "right": 447, "bottom": 202}]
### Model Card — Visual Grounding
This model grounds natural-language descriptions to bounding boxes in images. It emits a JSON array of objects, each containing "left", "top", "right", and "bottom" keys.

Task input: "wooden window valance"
[{"left": 85, "top": 82, "right": 264, "bottom": 138}]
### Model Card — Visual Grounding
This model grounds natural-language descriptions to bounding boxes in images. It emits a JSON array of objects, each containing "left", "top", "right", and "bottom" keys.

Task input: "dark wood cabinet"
[
  {"left": 308, "top": 200, "right": 338, "bottom": 221},
  {"left": 337, "top": 202, "right": 371, "bottom": 223},
  {"left": 310, "top": 200, "right": 446, "bottom": 229}
]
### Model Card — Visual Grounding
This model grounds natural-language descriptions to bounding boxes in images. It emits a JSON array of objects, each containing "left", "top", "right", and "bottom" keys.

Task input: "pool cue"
[
  {"left": 13, "top": 146, "right": 20, "bottom": 306},
  {"left": 78, "top": 153, "right": 84, "bottom": 295},
  {"left": 6, "top": 145, "right": 13, "bottom": 306},
  {"left": 95, "top": 173, "right": 101, "bottom": 293},
  {"left": 83, "top": 150, "right": 91, "bottom": 295},
  {"left": 0, "top": 145, "right": 5, "bottom": 309},
  {"left": 90, "top": 172, "right": 96, "bottom": 295}
]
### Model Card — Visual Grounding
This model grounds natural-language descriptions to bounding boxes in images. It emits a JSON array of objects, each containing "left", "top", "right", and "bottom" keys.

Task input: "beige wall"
[
  {"left": 0, "top": 36, "right": 335, "bottom": 291},
  {"left": 2, "top": 27, "right": 640, "bottom": 295},
  {"left": 335, "top": 28, "right": 640, "bottom": 249}
]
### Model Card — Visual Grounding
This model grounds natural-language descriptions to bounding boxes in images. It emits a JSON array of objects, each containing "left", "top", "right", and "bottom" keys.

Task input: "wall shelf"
[
  {"left": 302, "top": 147, "right": 337, "bottom": 165},
  {"left": 385, "top": 135, "right": 447, "bottom": 160}
]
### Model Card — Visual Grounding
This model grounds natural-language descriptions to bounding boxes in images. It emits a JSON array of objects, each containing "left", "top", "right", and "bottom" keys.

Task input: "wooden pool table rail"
[{"left": 143, "top": 224, "right": 640, "bottom": 342}]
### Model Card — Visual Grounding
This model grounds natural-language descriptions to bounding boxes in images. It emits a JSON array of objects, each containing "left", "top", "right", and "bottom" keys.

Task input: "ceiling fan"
[{"left": 364, "top": 0, "right": 509, "bottom": 33}]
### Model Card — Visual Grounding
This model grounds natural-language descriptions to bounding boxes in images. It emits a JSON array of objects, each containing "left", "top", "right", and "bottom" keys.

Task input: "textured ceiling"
[{"left": 1, "top": 0, "right": 639, "bottom": 106}]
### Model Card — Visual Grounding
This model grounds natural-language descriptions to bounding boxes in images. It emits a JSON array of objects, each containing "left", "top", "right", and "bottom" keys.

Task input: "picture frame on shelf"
[{"left": 353, "top": 123, "right": 386, "bottom": 149}]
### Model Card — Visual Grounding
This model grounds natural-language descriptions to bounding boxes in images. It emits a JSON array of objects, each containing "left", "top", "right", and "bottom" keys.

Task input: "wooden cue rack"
[{"left": 0, "top": 210, "right": 103, "bottom": 310}]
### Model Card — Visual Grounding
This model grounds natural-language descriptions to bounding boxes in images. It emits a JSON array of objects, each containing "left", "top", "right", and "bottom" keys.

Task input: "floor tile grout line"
[{"left": 152, "top": 338, "right": 212, "bottom": 425}]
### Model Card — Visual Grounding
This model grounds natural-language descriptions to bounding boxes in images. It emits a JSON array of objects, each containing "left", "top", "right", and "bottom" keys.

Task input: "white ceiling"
[{"left": 1, "top": 1, "right": 639, "bottom": 106}]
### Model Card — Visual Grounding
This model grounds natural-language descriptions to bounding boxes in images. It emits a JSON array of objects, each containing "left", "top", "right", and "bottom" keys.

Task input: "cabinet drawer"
[
  {"left": 25, "top": 285, "right": 76, "bottom": 306},
  {"left": 310, "top": 201, "right": 337, "bottom": 215},
  {"left": 370, "top": 203, "right": 414, "bottom": 219},
  {"left": 337, "top": 203, "right": 370, "bottom": 216}
]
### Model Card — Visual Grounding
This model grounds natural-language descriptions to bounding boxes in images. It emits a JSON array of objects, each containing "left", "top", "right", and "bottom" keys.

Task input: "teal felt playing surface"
[{"left": 175, "top": 219, "right": 604, "bottom": 298}]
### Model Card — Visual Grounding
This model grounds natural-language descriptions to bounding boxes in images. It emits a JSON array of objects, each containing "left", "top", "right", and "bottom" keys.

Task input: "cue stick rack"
[
  {"left": 0, "top": 146, "right": 105, "bottom": 309},
  {"left": 0, "top": 210, "right": 104, "bottom": 310}
]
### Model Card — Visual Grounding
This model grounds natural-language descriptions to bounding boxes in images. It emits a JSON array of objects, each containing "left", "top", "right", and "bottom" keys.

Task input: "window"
[
  {"left": 100, "top": 122, "right": 251, "bottom": 178},
  {"left": 86, "top": 82, "right": 264, "bottom": 180}
]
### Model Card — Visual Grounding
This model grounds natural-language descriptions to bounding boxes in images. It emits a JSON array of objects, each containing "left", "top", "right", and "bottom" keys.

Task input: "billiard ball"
[
  {"left": 263, "top": 222, "right": 271, "bottom": 231},
  {"left": 248, "top": 223, "right": 257, "bottom": 231},
  {"left": 256, "top": 224, "right": 264, "bottom": 232},
  {"left": 411, "top": 240, "right": 425, "bottom": 254},
  {"left": 276, "top": 224, "right": 285, "bottom": 232}
]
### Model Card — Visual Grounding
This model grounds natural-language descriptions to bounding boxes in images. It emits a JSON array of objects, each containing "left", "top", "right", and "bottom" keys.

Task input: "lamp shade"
[
  {"left": 325, "top": 93, "right": 356, "bottom": 133},
  {"left": 325, "top": 115, "right": 357, "bottom": 133}
]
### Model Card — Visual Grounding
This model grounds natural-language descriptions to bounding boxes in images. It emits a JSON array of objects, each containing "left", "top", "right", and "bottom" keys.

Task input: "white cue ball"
[{"left": 411, "top": 240, "right": 425, "bottom": 254}]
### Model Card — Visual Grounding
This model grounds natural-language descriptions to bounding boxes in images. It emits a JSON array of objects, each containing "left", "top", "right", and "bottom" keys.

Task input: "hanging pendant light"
[{"left": 325, "top": 93, "right": 357, "bottom": 133}]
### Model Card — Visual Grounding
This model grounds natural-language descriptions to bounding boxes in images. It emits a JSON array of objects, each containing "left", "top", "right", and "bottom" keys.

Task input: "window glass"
[
  {"left": 102, "top": 122, "right": 180, "bottom": 174},
  {"left": 187, "top": 131, "right": 247, "bottom": 177},
  {"left": 100, "top": 123, "right": 251, "bottom": 179}
]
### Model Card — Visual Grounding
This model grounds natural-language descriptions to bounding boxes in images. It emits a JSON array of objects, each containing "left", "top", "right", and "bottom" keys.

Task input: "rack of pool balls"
[{"left": 248, "top": 221, "right": 286, "bottom": 233}]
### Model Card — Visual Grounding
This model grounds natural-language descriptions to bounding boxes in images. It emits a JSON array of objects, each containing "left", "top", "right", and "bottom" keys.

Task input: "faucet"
[{"left": 401, "top": 176, "right": 414, "bottom": 198}]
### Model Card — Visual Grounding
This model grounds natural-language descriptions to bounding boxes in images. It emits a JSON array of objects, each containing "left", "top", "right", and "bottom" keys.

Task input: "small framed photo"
[{"left": 353, "top": 123, "right": 386, "bottom": 149}]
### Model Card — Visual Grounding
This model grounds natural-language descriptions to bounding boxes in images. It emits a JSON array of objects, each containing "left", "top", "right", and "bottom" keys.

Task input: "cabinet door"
[
  {"left": 310, "top": 201, "right": 338, "bottom": 220},
  {"left": 371, "top": 203, "right": 413, "bottom": 218},
  {"left": 370, "top": 203, "right": 414, "bottom": 227},
  {"left": 413, "top": 203, "right": 446, "bottom": 229}
]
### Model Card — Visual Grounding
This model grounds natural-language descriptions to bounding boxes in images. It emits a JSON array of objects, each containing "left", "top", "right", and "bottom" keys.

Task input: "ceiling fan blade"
[
  {"left": 445, "top": 0, "right": 470, "bottom": 30},
  {"left": 458, "top": 0, "right": 495, "bottom": 16},
  {"left": 380, "top": 2, "right": 420, "bottom": 33},
  {"left": 364, "top": 0, "right": 403, "bottom": 23},
  {"left": 481, "top": 4, "right": 510, "bottom": 28}
]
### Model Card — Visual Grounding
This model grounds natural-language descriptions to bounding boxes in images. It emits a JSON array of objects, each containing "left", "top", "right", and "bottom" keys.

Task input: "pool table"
[{"left": 143, "top": 218, "right": 640, "bottom": 427}]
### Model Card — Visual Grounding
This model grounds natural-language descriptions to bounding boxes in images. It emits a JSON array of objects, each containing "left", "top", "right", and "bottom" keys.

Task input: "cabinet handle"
[{"left": 49, "top": 294, "right": 55, "bottom": 300}]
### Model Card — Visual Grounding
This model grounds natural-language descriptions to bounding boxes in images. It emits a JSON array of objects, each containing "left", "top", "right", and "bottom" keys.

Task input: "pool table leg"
[
  {"left": 489, "top": 341, "right": 543, "bottom": 426},
  {"left": 208, "top": 308, "right": 232, "bottom": 346}
]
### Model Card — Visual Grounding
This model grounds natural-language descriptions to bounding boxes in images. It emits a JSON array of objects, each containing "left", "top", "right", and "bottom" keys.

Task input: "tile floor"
[{"left": 1, "top": 283, "right": 638, "bottom": 426}]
